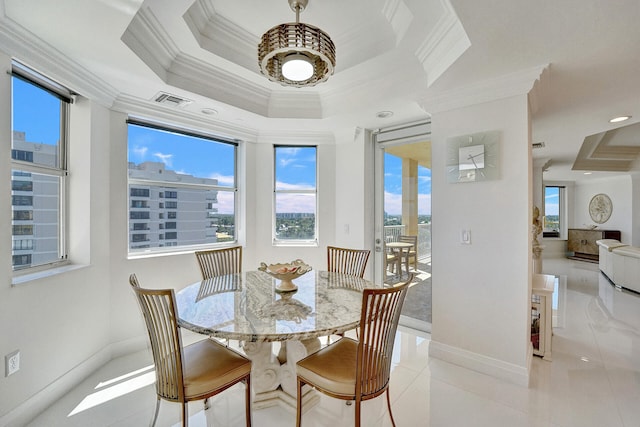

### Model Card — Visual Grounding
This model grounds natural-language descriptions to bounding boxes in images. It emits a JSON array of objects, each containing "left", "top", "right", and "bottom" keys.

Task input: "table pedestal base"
[{"left": 242, "top": 337, "right": 322, "bottom": 410}]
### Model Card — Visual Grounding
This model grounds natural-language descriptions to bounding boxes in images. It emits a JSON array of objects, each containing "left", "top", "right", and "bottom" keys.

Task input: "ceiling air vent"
[
  {"left": 532, "top": 141, "right": 546, "bottom": 149},
  {"left": 152, "top": 92, "right": 193, "bottom": 108}
]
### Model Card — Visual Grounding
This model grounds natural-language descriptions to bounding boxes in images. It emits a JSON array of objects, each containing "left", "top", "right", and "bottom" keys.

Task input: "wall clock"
[
  {"left": 589, "top": 193, "right": 612, "bottom": 224},
  {"left": 446, "top": 130, "right": 500, "bottom": 183}
]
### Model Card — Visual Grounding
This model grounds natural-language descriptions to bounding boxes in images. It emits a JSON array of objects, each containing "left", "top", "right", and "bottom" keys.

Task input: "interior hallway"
[{"left": 27, "top": 257, "right": 640, "bottom": 426}]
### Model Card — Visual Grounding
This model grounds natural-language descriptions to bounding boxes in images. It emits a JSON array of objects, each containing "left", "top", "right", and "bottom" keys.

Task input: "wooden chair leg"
[
  {"left": 150, "top": 397, "right": 161, "bottom": 427},
  {"left": 245, "top": 376, "right": 252, "bottom": 427},
  {"left": 355, "top": 399, "right": 361, "bottom": 427},
  {"left": 386, "top": 389, "right": 397, "bottom": 427},
  {"left": 182, "top": 402, "right": 189, "bottom": 427},
  {"left": 296, "top": 377, "right": 305, "bottom": 427}
]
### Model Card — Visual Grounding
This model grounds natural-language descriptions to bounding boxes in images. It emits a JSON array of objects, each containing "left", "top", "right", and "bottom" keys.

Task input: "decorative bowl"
[{"left": 258, "top": 259, "right": 312, "bottom": 292}]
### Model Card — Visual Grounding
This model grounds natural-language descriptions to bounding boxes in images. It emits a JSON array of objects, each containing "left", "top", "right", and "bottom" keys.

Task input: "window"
[
  {"left": 130, "top": 211, "right": 150, "bottom": 220},
  {"left": 13, "top": 254, "right": 32, "bottom": 267},
  {"left": 12, "top": 195, "right": 33, "bottom": 206},
  {"left": 13, "top": 210, "right": 33, "bottom": 220},
  {"left": 273, "top": 146, "right": 317, "bottom": 244},
  {"left": 543, "top": 185, "right": 564, "bottom": 238},
  {"left": 127, "top": 120, "right": 237, "bottom": 254},
  {"left": 130, "top": 188, "right": 149, "bottom": 197},
  {"left": 11, "top": 149, "right": 33, "bottom": 162},
  {"left": 13, "top": 239, "right": 33, "bottom": 250},
  {"left": 13, "top": 225, "right": 33, "bottom": 235},
  {"left": 11, "top": 62, "right": 71, "bottom": 271},
  {"left": 12, "top": 180, "right": 33, "bottom": 191}
]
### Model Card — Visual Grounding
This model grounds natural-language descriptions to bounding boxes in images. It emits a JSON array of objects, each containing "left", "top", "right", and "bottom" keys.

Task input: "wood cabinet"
[
  {"left": 567, "top": 228, "right": 621, "bottom": 262},
  {"left": 532, "top": 274, "right": 554, "bottom": 360}
]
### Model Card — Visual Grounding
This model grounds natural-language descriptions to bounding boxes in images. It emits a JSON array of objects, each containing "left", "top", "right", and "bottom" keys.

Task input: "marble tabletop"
[{"left": 176, "top": 270, "right": 381, "bottom": 342}]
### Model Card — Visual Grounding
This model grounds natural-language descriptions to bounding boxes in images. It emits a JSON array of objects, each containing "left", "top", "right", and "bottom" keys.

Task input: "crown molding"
[
  {"left": 419, "top": 64, "right": 547, "bottom": 114},
  {"left": 121, "top": 5, "right": 180, "bottom": 82},
  {"left": 382, "top": 0, "right": 413, "bottom": 45},
  {"left": 183, "top": 0, "right": 258, "bottom": 72},
  {"left": 0, "top": 15, "right": 118, "bottom": 107},
  {"left": 113, "top": 94, "right": 259, "bottom": 143},
  {"left": 267, "top": 90, "right": 323, "bottom": 119},
  {"left": 416, "top": 1, "right": 471, "bottom": 87},
  {"left": 167, "top": 53, "right": 273, "bottom": 117}
]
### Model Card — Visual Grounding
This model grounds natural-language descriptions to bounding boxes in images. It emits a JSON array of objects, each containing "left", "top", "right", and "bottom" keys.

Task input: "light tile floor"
[{"left": 28, "top": 257, "right": 640, "bottom": 426}]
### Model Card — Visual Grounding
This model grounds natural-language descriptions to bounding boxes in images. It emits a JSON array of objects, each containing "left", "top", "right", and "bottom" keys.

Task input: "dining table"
[{"left": 175, "top": 269, "right": 383, "bottom": 409}]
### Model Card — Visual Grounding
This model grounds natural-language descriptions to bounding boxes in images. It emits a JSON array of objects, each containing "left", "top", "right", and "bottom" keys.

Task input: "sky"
[
  {"left": 545, "top": 187, "right": 559, "bottom": 216},
  {"left": 12, "top": 75, "right": 432, "bottom": 217},
  {"left": 385, "top": 152, "right": 432, "bottom": 216},
  {"left": 13, "top": 77, "right": 61, "bottom": 146}
]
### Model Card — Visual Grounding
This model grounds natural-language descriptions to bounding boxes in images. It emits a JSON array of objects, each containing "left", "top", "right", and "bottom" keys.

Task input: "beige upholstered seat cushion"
[
  {"left": 296, "top": 337, "right": 358, "bottom": 397},
  {"left": 183, "top": 339, "right": 251, "bottom": 399}
]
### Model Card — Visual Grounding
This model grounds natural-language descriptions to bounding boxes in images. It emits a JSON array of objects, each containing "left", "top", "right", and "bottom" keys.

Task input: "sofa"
[{"left": 596, "top": 239, "right": 640, "bottom": 293}]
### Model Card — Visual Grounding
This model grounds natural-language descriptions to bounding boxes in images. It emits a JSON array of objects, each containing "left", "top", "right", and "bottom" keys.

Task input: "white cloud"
[
  {"left": 153, "top": 152, "right": 173, "bottom": 168},
  {"left": 385, "top": 191, "right": 431, "bottom": 215},
  {"left": 215, "top": 191, "right": 235, "bottom": 214},
  {"left": 276, "top": 193, "right": 315, "bottom": 213},
  {"left": 209, "top": 173, "right": 235, "bottom": 186},
  {"left": 132, "top": 146, "right": 148, "bottom": 159}
]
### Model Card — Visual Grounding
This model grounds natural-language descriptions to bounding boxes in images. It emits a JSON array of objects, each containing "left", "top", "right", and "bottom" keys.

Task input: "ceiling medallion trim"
[{"left": 258, "top": 0, "right": 336, "bottom": 87}]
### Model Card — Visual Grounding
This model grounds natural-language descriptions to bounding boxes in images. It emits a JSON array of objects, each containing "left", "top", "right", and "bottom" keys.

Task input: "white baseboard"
[
  {"left": 429, "top": 340, "right": 530, "bottom": 387},
  {"left": 0, "top": 336, "right": 148, "bottom": 427}
]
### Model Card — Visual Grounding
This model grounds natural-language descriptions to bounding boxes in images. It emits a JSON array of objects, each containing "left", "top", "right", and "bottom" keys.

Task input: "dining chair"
[
  {"left": 327, "top": 246, "right": 371, "bottom": 278},
  {"left": 398, "top": 235, "right": 418, "bottom": 271},
  {"left": 195, "top": 246, "right": 242, "bottom": 279},
  {"left": 295, "top": 274, "right": 412, "bottom": 427},
  {"left": 383, "top": 242, "right": 398, "bottom": 276},
  {"left": 129, "top": 274, "right": 252, "bottom": 427}
]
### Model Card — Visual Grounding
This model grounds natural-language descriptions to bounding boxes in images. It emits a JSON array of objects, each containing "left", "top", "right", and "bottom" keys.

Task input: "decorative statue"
[
  {"left": 532, "top": 206, "right": 544, "bottom": 273},
  {"left": 532, "top": 206, "right": 543, "bottom": 244}
]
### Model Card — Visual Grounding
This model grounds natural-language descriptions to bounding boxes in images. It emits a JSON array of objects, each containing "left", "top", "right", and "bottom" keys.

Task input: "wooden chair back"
[
  {"left": 129, "top": 274, "right": 185, "bottom": 403},
  {"left": 356, "top": 278, "right": 410, "bottom": 399},
  {"left": 398, "top": 235, "right": 418, "bottom": 269},
  {"left": 327, "top": 246, "right": 370, "bottom": 278},
  {"left": 195, "top": 246, "right": 243, "bottom": 279}
]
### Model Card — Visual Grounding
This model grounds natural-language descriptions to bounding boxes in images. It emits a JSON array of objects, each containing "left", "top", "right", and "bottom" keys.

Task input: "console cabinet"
[
  {"left": 532, "top": 274, "right": 554, "bottom": 360},
  {"left": 567, "top": 228, "right": 621, "bottom": 262}
]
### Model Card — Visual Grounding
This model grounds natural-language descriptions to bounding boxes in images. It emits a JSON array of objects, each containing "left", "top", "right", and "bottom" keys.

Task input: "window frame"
[
  {"left": 10, "top": 61, "right": 72, "bottom": 274},
  {"left": 126, "top": 118, "right": 239, "bottom": 256},
  {"left": 272, "top": 145, "right": 318, "bottom": 246}
]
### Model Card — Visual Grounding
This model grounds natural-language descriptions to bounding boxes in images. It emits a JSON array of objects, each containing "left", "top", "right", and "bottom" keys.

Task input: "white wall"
[
  {"left": 572, "top": 176, "right": 632, "bottom": 243},
  {"left": 430, "top": 95, "right": 532, "bottom": 385},
  {"left": 0, "top": 53, "right": 113, "bottom": 422}
]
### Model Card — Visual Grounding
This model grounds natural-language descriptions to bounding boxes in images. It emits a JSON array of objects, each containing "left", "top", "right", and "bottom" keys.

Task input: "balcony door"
[{"left": 373, "top": 121, "right": 432, "bottom": 332}]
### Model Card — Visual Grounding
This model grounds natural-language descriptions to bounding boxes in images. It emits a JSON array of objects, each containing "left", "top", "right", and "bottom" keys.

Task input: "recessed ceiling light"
[
  {"left": 584, "top": 172, "right": 592, "bottom": 175},
  {"left": 201, "top": 108, "right": 218, "bottom": 115},
  {"left": 609, "top": 115, "right": 631, "bottom": 123},
  {"left": 376, "top": 111, "right": 393, "bottom": 119}
]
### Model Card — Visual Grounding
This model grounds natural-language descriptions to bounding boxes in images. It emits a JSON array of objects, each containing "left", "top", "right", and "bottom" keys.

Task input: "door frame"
[{"left": 372, "top": 120, "right": 431, "bottom": 330}]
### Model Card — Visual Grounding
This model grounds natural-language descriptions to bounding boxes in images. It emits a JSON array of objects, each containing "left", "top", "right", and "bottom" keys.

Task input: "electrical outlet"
[{"left": 5, "top": 350, "right": 20, "bottom": 377}]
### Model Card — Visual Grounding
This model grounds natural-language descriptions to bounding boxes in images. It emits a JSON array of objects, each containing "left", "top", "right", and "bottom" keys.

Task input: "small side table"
[{"left": 531, "top": 273, "right": 554, "bottom": 361}]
